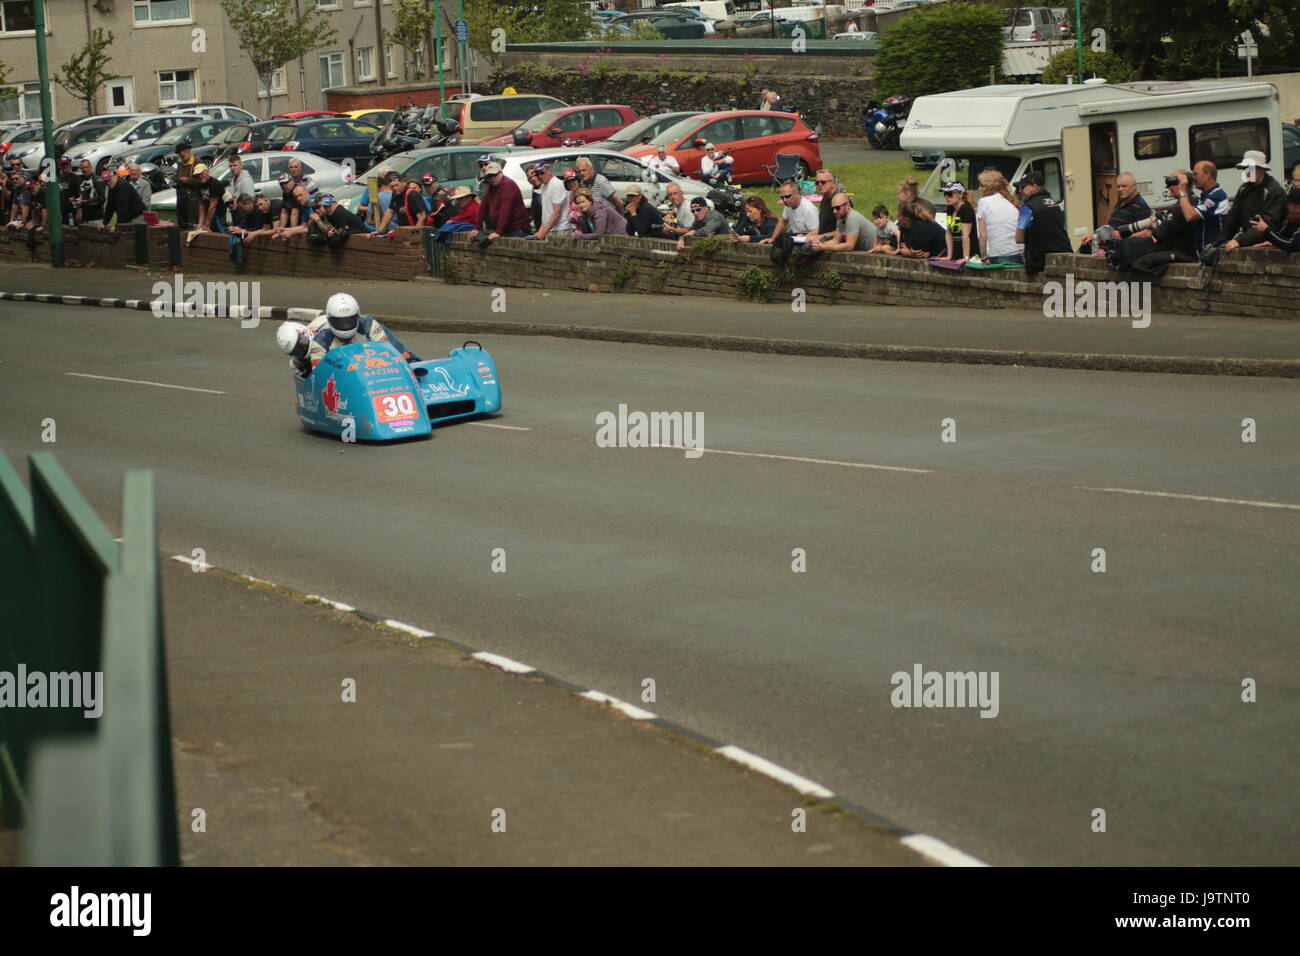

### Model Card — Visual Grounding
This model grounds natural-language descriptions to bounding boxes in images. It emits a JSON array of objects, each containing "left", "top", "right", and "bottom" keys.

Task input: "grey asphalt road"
[
  {"left": 820, "top": 137, "right": 913, "bottom": 166},
  {"left": 2, "top": 301, "right": 1297, "bottom": 866}
]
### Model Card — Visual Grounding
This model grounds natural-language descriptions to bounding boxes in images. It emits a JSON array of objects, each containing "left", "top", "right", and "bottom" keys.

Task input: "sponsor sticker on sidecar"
[{"left": 373, "top": 391, "right": 420, "bottom": 424}]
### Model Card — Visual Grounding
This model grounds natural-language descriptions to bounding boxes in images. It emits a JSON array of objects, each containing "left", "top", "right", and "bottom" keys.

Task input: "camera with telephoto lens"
[{"left": 1164, "top": 175, "right": 1181, "bottom": 188}]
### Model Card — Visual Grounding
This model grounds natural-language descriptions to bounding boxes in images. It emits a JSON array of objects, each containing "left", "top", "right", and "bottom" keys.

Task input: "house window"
[
  {"left": 319, "top": 52, "right": 346, "bottom": 92},
  {"left": 257, "top": 68, "right": 287, "bottom": 96},
  {"left": 315, "top": 0, "right": 339, "bottom": 8},
  {"left": 0, "top": 81, "right": 43, "bottom": 122},
  {"left": 356, "top": 47, "right": 375, "bottom": 81},
  {"left": 159, "top": 69, "right": 197, "bottom": 105},
  {"left": 133, "top": 0, "right": 192, "bottom": 23},
  {"left": 385, "top": 43, "right": 397, "bottom": 78},
  {"left": 0, "top": 1, "right": 35, "bottom": 33}
]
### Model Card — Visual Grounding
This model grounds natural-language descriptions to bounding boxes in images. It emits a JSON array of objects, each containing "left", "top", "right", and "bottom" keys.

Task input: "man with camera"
[
  {"left": 1180, "top": 161, "right": 1230, "bottom": 251},
  {"left": 1097, "top": 169, "right": 1198, "bottom": 274}
]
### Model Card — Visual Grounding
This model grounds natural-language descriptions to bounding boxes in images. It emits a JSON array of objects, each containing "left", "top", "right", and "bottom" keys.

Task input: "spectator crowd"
[{"left": 7, "top": 142, "right": 1298, "bottom": 274}]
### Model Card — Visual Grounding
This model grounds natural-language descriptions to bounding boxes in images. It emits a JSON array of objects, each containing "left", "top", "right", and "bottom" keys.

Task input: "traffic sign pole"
[{"left": 33, "top": 0, "right": 62, "bottom": 267}]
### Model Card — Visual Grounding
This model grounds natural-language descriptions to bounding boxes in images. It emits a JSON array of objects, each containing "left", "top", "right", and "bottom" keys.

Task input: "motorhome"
[{"left": 900, "top": 79, "right": 1283, "bottom": 240}]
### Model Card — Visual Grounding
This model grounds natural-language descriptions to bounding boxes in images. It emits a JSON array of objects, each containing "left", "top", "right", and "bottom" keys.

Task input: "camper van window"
[
  {"left": 923, "top": 155, "right": 1018, "bottom": 206},
  {"left": 1134, "top": 128, "right": 1177, "bottom": 160},
  {"left": 1189, "top": 118, "right": 1270, "bottom": 169},
  {"left": 1027, "top": 157, "right": 1064, "bottom": 200}
]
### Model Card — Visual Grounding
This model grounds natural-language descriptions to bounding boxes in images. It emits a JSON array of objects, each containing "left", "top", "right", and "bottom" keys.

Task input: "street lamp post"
[
  {"left": 1075, "top": 0, "right": 1084, "bottom": 84},
  {"left": 34, "top": 0, "right": 63, "bottom": 267},
  {"left": 434, "top": 0, "right": 445, "bottom": 105}
]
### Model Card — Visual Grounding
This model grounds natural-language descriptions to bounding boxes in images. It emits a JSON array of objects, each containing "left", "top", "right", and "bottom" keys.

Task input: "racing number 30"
[{"left": 374, "top": 392, "right": 418, "bottom": 422}]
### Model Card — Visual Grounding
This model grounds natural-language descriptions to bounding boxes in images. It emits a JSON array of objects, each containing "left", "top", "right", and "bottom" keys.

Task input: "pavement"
[
  {"left": 2, "top": 299, "right": 1297, "bottom": 866},
  {"left": 3, "top": 264, "right": 1298, "bottom": 377},
  {"left": 162, "top": 558, "right": 921, "bottom": 866}
]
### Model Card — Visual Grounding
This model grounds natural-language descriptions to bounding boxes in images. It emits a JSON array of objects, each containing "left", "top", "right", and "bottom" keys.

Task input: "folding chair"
[{"left": 763, "top": 153, "right": 803, "bottom": 193}]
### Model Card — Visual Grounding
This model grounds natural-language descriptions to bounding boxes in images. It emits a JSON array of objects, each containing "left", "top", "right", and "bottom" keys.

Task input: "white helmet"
[
  {"left": 325, "top": 292, "right": 361, "bottom": 340},
  {"left": 276, "top": 321, "right": 310, "bottom": 358}
]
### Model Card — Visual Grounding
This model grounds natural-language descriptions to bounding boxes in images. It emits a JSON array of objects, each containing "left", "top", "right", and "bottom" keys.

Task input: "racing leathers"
[{"left": 292, "top": 313, "right": 418, "bottom": 376}]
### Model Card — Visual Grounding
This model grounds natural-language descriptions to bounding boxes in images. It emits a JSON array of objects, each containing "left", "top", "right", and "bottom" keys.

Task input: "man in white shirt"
[
  {"left": 699, "top": 143, "right": 733, "bottom": 184},
  {"left": 532, "top": 162, "right": 573, "bottom": 239},
  {"left": 646, "top": 145, "right": 681, "bottom": 177},
  {"left": 761, "top": 183, "right": 818, "bottom": 244},
  {"left": 661, "top": 181, "right": 699, "bottom": 238}
]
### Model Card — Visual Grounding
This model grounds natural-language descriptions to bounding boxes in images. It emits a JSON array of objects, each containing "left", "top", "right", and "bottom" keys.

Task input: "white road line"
[
  {"left": 384, "top": 619, "right": 434, "bottom": 638},
  {"left": 471, "top": 651, "right": 537, "bottom": 674},
  {"left": 303, "top": 594, "right": 355, "bottom": 612},
  {"left": 713, "top": 745, "right": 835, "bottom": 799},
  {"left": 580, "top": 690, "right": 657, "bottom": 721},
  {"left": 705, "top": 447, "right": 932, "bottom": 473},
  {"left": 468, "top": 421, "right": 531, "bottom": 431},
  {"left": 66, "top": 372, "right": 226, "bottom": 395},
  {"left": 901, "top": 834, "right": 991, "bottom": 868},
  {"left": 1077, "top": 485, "right": 1300, "bottom": 512}
]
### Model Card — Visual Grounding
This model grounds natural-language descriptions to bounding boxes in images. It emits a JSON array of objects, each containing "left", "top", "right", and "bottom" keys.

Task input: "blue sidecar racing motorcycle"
[{"left": 293, "top": 340, "right": 501, "bottom": 441}]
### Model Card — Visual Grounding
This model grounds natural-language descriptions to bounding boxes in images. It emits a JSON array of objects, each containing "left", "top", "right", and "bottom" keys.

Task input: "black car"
[
  {"left": 263, "top": 118, "right": 382, "bottom": 167},
  {"left": 112, "top": 118, "right": 239, "bottom": 171},
  {"left": 208, "top": 120, "right": 287, "bottom": 164},
  {"left": 585, "top": 111, "right": 702, "bottom": 152}
]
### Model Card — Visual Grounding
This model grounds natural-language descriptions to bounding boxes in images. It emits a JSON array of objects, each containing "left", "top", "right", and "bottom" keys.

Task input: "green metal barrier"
[
  {"left": 0, "top": 446, "right": 178, "bottom": 864},
  {"left": 424, "top": 227, "right": 445, "bottom": 278}
]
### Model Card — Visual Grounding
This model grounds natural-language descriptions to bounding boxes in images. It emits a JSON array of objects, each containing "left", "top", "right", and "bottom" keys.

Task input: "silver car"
[
  {"left": 67, "top": 114, "right": 191, "bottom": 174},
  {"left": 499, "top": 147, "right": 712, "bottom": 207},
  {"left": 149, "top": 151, "right": 354, "bottom": 223}
]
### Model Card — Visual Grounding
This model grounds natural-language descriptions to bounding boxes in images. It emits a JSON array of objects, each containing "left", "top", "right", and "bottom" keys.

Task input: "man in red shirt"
[
  {"left": 468, "top": 161, "right": 529, "bottom": 246},
  {"left": 446, "top": 185, "right": 479, "bottom": 224}
]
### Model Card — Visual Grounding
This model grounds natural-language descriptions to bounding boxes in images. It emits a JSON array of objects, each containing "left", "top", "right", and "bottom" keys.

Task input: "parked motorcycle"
[
  {"left": 862, "top": 95, "right": 912, "bottom": 150},
  {"left": 369, "top": 104, "right": 461, "bottom": 164}
]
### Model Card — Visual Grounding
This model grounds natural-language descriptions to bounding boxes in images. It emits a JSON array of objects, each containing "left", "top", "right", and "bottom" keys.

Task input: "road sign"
[{"left": 454, "top": 19, "right": 468, "bottom": 43}]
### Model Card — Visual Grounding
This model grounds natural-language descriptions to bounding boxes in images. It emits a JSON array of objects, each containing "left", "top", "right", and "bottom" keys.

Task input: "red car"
[
  {"left": 479, "top": 104, "right": 638, "bottom": 149},
  {"left": 273, "top": 111, "right": 345, "bottom": 120},
  {"left": 626, "top": 110, "right": 822, "bottom": 185}
]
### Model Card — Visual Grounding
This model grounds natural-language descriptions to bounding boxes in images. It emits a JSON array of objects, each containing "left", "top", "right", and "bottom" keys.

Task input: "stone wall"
[
  {"left": 179, "top": 227, "right": 427, "bottom": 280},
  {"left": 439, "top": 234, "right": 1298, "bottom": 321},
  {"left": 0, "top": 225, "right": 179, "bottom": 270},
  {"left": 487, "top": 64, "right": 872, "bottom": 138}
]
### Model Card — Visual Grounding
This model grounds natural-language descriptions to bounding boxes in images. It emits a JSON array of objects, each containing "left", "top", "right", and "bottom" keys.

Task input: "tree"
[
  {"left": 872, "top": 3, "right": 1005, "bottom": 98},
  {"left": 221, "top": 0, "right": 338, "bottom": 116},
  {"left": 55, "top": 28, "right": 115, "bottom": 115},
  {"left": 464, "top": 0, "right": 594, "bottom": 61},
  {"left": 0, "top": 59, "right": 16, "bottom": 104},
  {"left": 1076, "top": 0, "right": 1300, "bottom": 80},
  {"left": 1041, "top": 47, "right": 1136, "bottom": 84},
  {"left": 388, "top": 0, "right": 438, "bottom": 81}
]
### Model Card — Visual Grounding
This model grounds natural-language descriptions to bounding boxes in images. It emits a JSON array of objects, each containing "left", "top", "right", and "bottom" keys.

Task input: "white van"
[
  {"left": 662, "top": 1, "right": 738, "bottom": 27},
  {"left": 900, "top": 80, "right": 1283, "bottom": 239}
]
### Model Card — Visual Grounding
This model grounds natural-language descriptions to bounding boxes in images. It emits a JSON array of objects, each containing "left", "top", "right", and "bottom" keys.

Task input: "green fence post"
[
  {"left": 28, "top": 452, "right": 117, "bottom": 747},
  {"left": 104, "top": 470, "right": 179, "bottom": 865},
  {"left": 425, "top": 227, "right": 444, "bottom": 278},
  {"left": 0, "top": 446, "right": 36, "bottom": 825}
]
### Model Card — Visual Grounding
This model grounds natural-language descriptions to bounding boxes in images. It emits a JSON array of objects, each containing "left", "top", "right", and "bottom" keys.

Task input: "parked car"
[
  {"left": 342, "top": 108, "right": 395, "bottom": 127},
  {"left": 67, "top": 113, "right": 191, "bottom": 173},
  {"left": 585, "top": 111, "right": 703, "bottom": 152},
  {"left": 479, "top": 105, "right": 638, "bottom": 148},
  {"left": 497, "top": 147, "right": 711, "bottom": 207},
  {"left": 264, "top": 118, "right": 382, "bottom": 168},
  {"left": 626, "top": 110, "right": 821, "bottom": 184},
  {"left": 1002, "top": 6, "right": 1061, "bottom": 42},
  {"left": 1, "top": 124, "right": 44, "bottom": 161},
  {"left": 1284, "top": 122, "right": 1300, "bottom": 176},
  {"left": 164, "top": 103, "right": 260, "bottom": 123},
  {"left": 272, "top": 111, "right": 345, "bottom": 119},
  {"left": 588, "top": 18, "right": 635, "bottom": 38},
  {"left": 112, "top": 118, "right": 240, "bottom": 173},
  {"left": 909, "top": 148, "right": 944, "bottom": 168},
  {"left": 734, "top": 10, "right": 792, "bottom": 37},
  {"left": 615, "top": 11, "right": 707, "bottom": 37},
  {"left": 657, "top": 4, "right": 722, "bottom": 34},
  {"left": 330, "top": 144, "right": 531, "bottom": 215},
  {"left": 11, "top": 114, "right": 146, "bottom": 170},
  {"left": 832, "top": 31, "right": 879, "bottom": 42},
  {"left": 207, "top": 120, "right": 287, "bottom": 164},
  {"left": 1049, "top": 8, "right": 1072, "bottom": 39},
  {"left": 149, "top": 152, "right": 353, "bottom": 223},
  {"left": 438, "top": 93, "right": 567, "bottom": 144}
]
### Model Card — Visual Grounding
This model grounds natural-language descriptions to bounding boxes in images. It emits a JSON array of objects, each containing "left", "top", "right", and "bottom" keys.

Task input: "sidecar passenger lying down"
[{"left": 292, "top": 340, "right": 502, "bottom": 441}]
